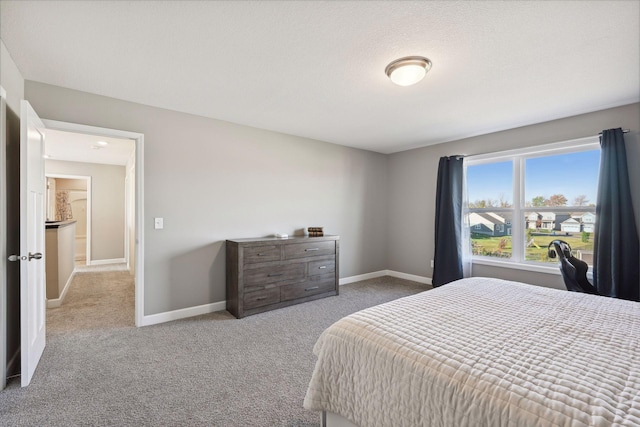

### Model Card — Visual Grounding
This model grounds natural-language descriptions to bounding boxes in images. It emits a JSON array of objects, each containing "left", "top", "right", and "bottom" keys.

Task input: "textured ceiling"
[{"left": 1, "top": 1, "right": 639, "bottom": 154}]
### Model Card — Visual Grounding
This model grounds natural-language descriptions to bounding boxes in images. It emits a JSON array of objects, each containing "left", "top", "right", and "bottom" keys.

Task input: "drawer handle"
[
  {"left": 318, "top": 266, "right": 327, "bottom": 269},
  {"left": 305, "top": 286, "right": 320, "bottom": 291},
  {"left": 256, "top": 297, "right": 267, "bottom": 301},
  {"left": 268, "top": 273, "right": 283, "bottom": 277},
  {"left": 257, "top": 253, "right": 264, "bottom": 256},
  {"left": 305, "top": 248, "right": 319, "bottom": 252}
]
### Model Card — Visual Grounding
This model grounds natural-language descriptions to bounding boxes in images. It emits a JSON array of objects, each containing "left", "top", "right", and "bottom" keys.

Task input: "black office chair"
[{"left": 547, "top": 240, "right": 599, "bottom": 295}]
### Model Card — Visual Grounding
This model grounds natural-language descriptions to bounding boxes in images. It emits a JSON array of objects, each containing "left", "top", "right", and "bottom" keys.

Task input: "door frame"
[
  {"left": 1, "top": 86, "right": 7, "bottom": 389},
  {"left": 125, "top": 153, "right": 135, "bottom": 273},
  {"left": 42, "top": 119, "right": 145, "bottom": 327},
  {"left": 45, "top": 174, "right": 92, "bottom": 265}
]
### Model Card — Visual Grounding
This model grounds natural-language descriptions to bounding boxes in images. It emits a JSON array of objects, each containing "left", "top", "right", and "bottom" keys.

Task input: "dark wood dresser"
[{"left": 226, "top": 235, "right": 339, "bottom": 318}]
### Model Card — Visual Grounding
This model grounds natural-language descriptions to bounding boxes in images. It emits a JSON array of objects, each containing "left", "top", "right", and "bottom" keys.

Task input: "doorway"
[
  {"left": 42, "top": 119, "right": 145, "bottom": 327},
  {"left": 2, "top": 103, "right": 146, "bottom": 389}
]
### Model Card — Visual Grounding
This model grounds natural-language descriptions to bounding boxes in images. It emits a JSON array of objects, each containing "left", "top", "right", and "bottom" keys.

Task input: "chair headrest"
[{"left": 548, "top": 240, "right": 572, "bottom": 259}]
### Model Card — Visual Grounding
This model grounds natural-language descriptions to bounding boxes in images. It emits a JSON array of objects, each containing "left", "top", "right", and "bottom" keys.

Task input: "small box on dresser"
[{"left": 226, "top": 235, "right": 339, "bottom": 318}]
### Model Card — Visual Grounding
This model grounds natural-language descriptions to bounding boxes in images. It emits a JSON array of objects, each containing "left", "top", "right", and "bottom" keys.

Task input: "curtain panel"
[
  {"left": 433, "top": 156, "right": 465, "bottom": 287},
  {"left": 594, "top": 128, "right": 640, "bottom": 301}
]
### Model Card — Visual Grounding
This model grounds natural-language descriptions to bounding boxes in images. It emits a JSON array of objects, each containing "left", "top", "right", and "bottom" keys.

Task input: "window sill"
[{"left": 472, "top": 257, "right": 561, "bottom": 275}]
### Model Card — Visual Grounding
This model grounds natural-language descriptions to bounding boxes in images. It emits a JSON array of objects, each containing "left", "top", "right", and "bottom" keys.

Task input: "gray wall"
[
  {"left": 387, "top": 103, "right": 640, "bottom": 289},
  {"left": 26, "top": 81, "right": 389, "bottom": 316},
  {"left": 17, "top": 79, "right": 640, "bottom": 315},
  {"left": 45, "top": 160, "right": 126, "bottom": 261},
  {"left": 0, "top": 40, "right": 24, "bottom": 115}
]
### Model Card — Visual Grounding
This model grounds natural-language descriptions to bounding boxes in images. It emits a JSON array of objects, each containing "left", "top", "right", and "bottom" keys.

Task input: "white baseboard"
[
  {"left": 340, "top": 270, "right": 432, "bottom": 286},
  {"left": 88, "top": 258, "right": 126, "bottom": 266},
  {"left": 46, "top": 271, "right": 76, "bottom": 308},
  {"left": 339, "top": 270, "right": 387, "bottom": 285},
  {"left": 386, "top": 270, "right": 432, "bottom": 285},
  {"left": 139, "top": 300, "right": 227, "bottom": 327},
  {"left": 140, "top": 271, "right": 431, "bottom": 327}
]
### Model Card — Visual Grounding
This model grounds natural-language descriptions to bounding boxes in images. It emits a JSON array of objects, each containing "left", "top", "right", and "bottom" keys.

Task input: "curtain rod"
[
  {"left": 598, "top": 129, "right": 630, "bottom": 135},
  {"left": 457, "top": 130, "right": 631, "bottom": 160}
]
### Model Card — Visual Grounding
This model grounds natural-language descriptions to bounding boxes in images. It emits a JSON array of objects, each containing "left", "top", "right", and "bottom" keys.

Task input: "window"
[{"left": 465, "top": 137, "right": 600, "bottom": 268}]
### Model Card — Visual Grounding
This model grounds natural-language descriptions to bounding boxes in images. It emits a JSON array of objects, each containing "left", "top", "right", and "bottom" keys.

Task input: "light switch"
[{"left": 154, "top": 217, "right": 164, "bottom": 229}]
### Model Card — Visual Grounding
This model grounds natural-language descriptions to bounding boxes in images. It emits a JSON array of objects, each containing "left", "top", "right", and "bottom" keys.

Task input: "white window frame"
[{"left": 464, "top": 136, "right": 600, "bottom": 274}]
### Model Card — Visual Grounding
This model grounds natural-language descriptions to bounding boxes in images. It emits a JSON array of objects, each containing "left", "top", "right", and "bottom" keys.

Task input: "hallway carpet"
[{"left": 47, "top": 264, "right": 134, "bottom": 333}]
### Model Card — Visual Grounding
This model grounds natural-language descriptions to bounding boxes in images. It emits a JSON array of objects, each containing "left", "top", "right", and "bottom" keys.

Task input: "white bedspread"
[{"left": 304, "top": 277, "right": 640, "bottom": 426}]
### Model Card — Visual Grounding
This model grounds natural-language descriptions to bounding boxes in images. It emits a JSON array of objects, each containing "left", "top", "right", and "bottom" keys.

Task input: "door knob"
[
  {"left": 28, "top": 252, "right": 43, "bottom": 261},
  {"left": 8, "top": 253, "right": 42, "bottom": 261}
]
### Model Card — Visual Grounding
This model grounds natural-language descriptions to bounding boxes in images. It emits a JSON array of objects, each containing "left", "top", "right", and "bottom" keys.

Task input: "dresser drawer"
[
  {"left": 281, "top": 274, "right": 336, "bottom": 301},
  {"left": 308, "top": 258, "right": 335, "bottom": 276},
  {"left": 244, "top": 287, "right": 280, "bottom": 310},
  {"left": 244, "top": 263, "right": 305, "bottom": 286},
  {"left": 284, "top": 240, "right": 335, "bottom": 260},
  {"left": 243, "top": 245, "right": 281, "bottom": 265}
]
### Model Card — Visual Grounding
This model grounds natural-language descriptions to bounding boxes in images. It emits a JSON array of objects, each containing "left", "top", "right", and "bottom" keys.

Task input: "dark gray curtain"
[
  {"left": 433, "top": 156, "right": 464, "bottom": 287},
  {"left": 593, "top": 128, "right": 639, "bottom": 301}
]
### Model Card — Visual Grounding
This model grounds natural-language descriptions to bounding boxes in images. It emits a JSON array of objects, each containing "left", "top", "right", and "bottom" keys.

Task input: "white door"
[{"left": 17, "top": 100, "right": 46, "bottom": 386}]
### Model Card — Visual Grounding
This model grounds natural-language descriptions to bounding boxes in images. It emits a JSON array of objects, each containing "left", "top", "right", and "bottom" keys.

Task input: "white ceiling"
[
  {"left": 44, "top": 129, "right": 134, "bottom": 166},
  {"left": 1, "top": 1, "right": 639, "bottom": 154}
]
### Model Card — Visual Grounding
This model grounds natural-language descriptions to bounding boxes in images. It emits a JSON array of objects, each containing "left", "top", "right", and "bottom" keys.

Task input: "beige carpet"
[{"left": 47, "top": 263, "right": 134, "bottom": 333}]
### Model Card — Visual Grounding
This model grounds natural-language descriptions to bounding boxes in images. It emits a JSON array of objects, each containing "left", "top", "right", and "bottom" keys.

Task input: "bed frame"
[{"left": 322, "top": 411, "right": 358, "bottom": 427}]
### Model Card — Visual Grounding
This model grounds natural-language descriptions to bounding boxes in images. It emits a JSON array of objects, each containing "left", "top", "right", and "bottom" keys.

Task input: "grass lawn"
[{"left": 471, "top": 232, "right": 593, "bottom": 263}]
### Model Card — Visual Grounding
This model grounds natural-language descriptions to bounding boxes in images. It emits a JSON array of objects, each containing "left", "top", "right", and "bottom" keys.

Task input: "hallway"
[{"left": 47, "top": 263, "right": 134, "bottom": 334}]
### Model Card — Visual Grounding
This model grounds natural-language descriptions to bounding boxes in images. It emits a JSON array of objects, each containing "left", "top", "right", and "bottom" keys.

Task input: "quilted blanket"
[{"left": 304, "top": 277, "right": 640, "bottom": 426}]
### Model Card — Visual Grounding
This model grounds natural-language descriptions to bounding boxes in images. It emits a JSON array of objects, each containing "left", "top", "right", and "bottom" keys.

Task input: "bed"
[{"left": 304, "top": 277, "right": 640, "bottom": 426}]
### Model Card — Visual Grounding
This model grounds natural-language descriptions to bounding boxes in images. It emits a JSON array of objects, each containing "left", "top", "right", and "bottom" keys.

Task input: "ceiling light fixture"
[
  {"left": 385, "top": 56, "right": 432, "bottom": 87},
  {"left": 92, "top": 141, "right": 109, "bottom": 150}
]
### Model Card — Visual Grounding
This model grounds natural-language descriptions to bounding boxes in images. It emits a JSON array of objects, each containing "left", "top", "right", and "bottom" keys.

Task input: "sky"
[{"left": 467, "top": 150, "right": 600, "bottom": 206}]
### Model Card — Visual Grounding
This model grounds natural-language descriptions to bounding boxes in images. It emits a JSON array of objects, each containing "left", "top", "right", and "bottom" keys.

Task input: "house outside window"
[{"left": 465, "top": 137, "right": 600, "bottom": 268}]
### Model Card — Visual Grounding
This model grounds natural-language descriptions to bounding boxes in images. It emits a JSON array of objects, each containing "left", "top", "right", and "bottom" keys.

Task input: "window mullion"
[{"left": 511, "top": 157, "right": 524, "bottom": 262}]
